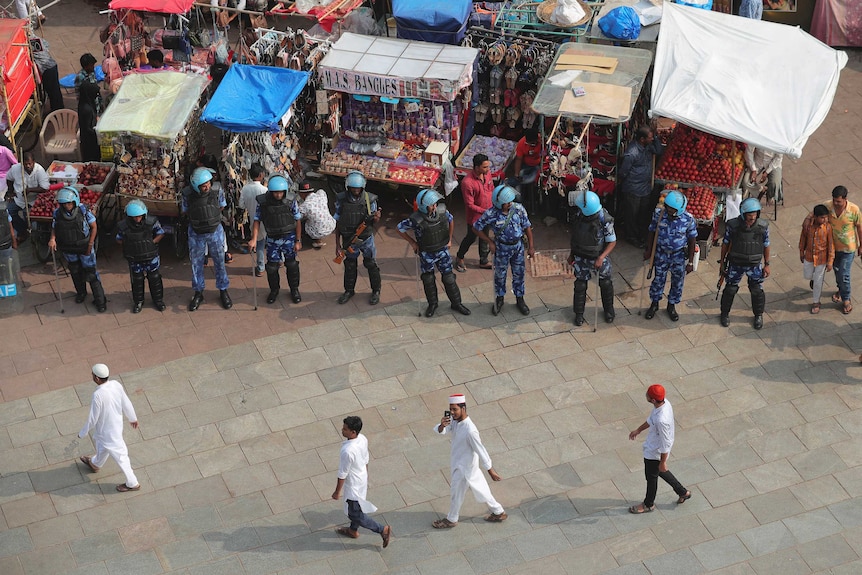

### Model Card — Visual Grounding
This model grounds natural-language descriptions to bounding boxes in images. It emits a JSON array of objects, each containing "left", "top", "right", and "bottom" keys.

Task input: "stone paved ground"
[{"left": 2, "top": 3, "right": 862, "bottom": 574}]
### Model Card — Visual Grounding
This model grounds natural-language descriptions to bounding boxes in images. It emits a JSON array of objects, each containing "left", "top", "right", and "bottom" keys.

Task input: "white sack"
[
  {"left": 651, "top": 3, "right": 847, "bottom": 159},
  {"left": 552, "top": 0, "right": 586, "bottom": 26}
]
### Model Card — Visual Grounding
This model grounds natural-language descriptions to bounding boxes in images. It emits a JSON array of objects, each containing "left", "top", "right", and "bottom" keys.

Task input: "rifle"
[
  {"left": 333, "top": 220, "right": 367, "bottom": 265},
  {"left": 715, "top": 258, "right": 728, "bottom": 300}
]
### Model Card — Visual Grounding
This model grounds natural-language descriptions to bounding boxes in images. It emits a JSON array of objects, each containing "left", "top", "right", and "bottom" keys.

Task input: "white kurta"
[
  {"left": 435, "top": 416, "right": 504, "bottom": 522},
  {"left": 338, "top": 433, "right": 377, "bottom": 515},
  {"left": 79, "top": 380, "right": 139, "bottom": 487}
]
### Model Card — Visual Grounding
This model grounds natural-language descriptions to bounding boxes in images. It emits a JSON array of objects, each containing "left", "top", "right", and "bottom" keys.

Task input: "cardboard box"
[{"left": 424, "top": 141, "right": 450, "bottom": 168}]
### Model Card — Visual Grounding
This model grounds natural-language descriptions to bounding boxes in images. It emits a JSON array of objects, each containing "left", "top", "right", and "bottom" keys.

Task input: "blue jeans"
[
  {"left": 253, "top": 235, "right": 265, "bottom": 271},
  {"left": 347, "top": 499, "right": 383, "bottom": 534},
  {"left": 834, "top": 251, "right": 854, "bottom": 302}
]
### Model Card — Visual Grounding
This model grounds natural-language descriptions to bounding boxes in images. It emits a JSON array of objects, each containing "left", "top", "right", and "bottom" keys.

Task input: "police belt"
[
  {"left": 498, "top": 237, "right": 523, "bottom": 246},
  {"left": 657, "top": 248, "right": 686, "bottom": 255}
]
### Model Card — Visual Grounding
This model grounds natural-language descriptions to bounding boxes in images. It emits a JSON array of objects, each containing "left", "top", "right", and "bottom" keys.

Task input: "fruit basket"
[{"left": 655, "top": 124, "right": 745, "bottom": 192}]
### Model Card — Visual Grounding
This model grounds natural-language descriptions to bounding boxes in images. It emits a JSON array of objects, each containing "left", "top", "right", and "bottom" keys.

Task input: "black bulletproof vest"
[
  {"left": 55, "top": 207, "right": 90, "bottom": 254},
  {"left": 257, "top": 192, "right": 297, "bottom": 237},
  {"left": 119, "top": 215, "right": 159, "bottom": 261},
  {"left": 184, "top": 187, "right": 221, "bottom": 234},
  {"left": 728, "top": 217, "right": 767, "bottom": 266},
  {"left": 410, "top": 205, "right": 450, "bottom": 252},
  {"left": 570, "top": 211, "right": 606, "bottom": 259},
  {"left": 337, "top": 191, "right": 376, "bottom": 241}
]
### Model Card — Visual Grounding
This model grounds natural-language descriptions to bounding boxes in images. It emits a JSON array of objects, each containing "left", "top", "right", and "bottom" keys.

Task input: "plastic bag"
[
  {"left": 551, "top": 0, "right": 586, "bottom": 26},
  {"left": 598, "top": 6, "right": 641, "bottom": 40},
  {"left": 342, "top": 7, "right": 381, "bottom": 36}
]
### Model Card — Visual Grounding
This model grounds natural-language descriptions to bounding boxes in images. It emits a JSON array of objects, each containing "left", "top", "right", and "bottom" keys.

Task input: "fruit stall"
[
  {"left": 530, "top": 42, "right": 654, "bottom": 213},
  {"left": 28, "top": 185, "right": 106, "bottom": 263},
  {"left": 96, "top": 71, "right": 209, "bottom": 258},
  {"left": 315, "top": 33, "right": 478, "bottom": 192}
]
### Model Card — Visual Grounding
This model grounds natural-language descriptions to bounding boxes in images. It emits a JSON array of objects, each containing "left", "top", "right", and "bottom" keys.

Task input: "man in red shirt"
[
  {"left": 512, "top": 128, "right": 543, "bottom": 189},
  {"left": 455, "top": 154, "right": 493, "bottom": 272}
]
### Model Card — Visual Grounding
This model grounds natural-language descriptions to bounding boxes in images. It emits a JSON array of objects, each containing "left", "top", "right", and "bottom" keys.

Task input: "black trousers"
[
  {"left": 643, "top": 458, "right": 687, "bottom": 507},
  {"left": 456, "top": 224, "right": 489, "bottom": 263},
  {"left": 622, "top": 192, "right": 654, "bottom": 244},
  {"left": 41, "top": 65, "right": 65, "bottom": 114}
]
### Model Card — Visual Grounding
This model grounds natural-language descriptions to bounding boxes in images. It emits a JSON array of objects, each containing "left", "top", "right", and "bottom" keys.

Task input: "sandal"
[
  {"left": 485, "top": 512, "right": 507, "bottom": 522},
  {"left": 116, "top": 483, "right": 141, "bottom": 492},
  {"left": 79, "top": 455, "right": 100, "bottom": 473},
  {"left": 832, "top": 292, "right": 842, "bottom": 304},
  {"left": 336, "top": 527, "right": 359, "bottom": 539},
  {"left": 811, "top": 303, "right": 821, "bottom": 314},
  {"left": 455, "top": 260, "right": 466, "bottom": 273},
  {"left": 431, "top": 518, "right": 457, "bottom": 529},
  {"left": 224, "top": 253, "right": 233, "bottom": 264},
  {"left": 628, "top": 504, "right": 655, "bottom": 514},
  {"left": 844, "top": 300, "right": 853, "bottom": 314},
  {"left": 677, "top": 491, "right": 692, "bottom": 504}
]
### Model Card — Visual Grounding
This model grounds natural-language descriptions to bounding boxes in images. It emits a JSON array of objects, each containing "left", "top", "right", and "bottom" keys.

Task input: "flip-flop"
[
  {"left": 844, "top": 301, "right": 853, "bottom": 315},
  {"left": 485, "top": 512, "right": 508, "bottom": 522},
  {"left": 677, "top": 491, "right": 692, "bottom": 504},
  {"left": 811, "top": 303, "right": 821, "bottom": 314},
  {"left": 431, "top": 518, "right": 457, "bottom": 529},
  {"left": 455, "top": 261, "right": 467, "bottom": 273},
  {"left": 628, "top": 504, "right": 655, "bottom": 514},
  {"left": 832, "top": 292, "right": 842, "bottom": 304},
  {"left": 478, "top": 262, "right": 493, "bottom": 270}
]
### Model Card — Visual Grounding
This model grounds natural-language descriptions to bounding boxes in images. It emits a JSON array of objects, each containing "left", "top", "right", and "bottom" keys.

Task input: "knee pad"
[
  {"left": 265, "top": 262, "right": 281, "bottom": 275},
  {"left": 725, "top": 284, "right": 740, "bottom": 297},
  {"left": 84, "top": 267, "right": 99, "bottom": 283},
  {"left": 284, "top": 259, "right": 299, "bottom": 273},
  {"left": 574, "top": 279, "right": 588, "bottom": 295},
  {"left": 441, "top": 272, "right": 457, "bottom": 288},
  {"left": 363, "top": 258, "right": 379, "bottom": 271}
]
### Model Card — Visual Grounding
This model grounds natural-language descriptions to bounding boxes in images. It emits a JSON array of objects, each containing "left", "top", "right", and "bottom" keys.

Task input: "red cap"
[{"left": 647, "top": 384, "right": 665, "bottom": 402}]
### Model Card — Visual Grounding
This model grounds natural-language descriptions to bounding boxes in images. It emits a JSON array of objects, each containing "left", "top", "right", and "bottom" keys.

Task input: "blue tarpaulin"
[
  {"left": 201, "top": 65, "right": 309, "bottom": 133},
  {"left": 393, "top": 0, "right": 472, "bottom": 45}
]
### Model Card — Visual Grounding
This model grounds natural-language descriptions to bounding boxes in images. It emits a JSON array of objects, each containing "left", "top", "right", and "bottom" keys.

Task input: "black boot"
[
  {"left": 644, "top": 301, "right": 659, "bottom": 320},
  {"left": 366, "top": 259, "right": 382, "bottom": 305},
  {"left": 516, "top": 296, "right": 530, "bottom": 315},
  {"left": 189, "top": 291, "right": 204, "bottom": 311},
  {"left": 69, "top": 260, "right": 87, "bottom": 303},
  {"left": 442, "top": 272, "right": 470, "bottom": 315},
  {"left": 285, "top": 259, "right": 301, "bottom": 303},
  {"left": 339, "top": 258, "right": 358, "bottom": 304},
  {"left": 220, "top": 289, "right": 233, "bottom": 309},
  {"left": 131, "top": 269, "right": 145, "bottom": 314},
  {"left": 85, "top": 267, "right": 106, "bottom": 313},
  {"left": 667, "top": 303, "right": 679, "bottom": 322},
  {"left": 751, "top": 286, "right": 766, "bottom": 330},
  {"left": 492, "top": 296, "right": 504, "bottom": 316},
  {"left": 148, "top": 270, "right": 166, "bottom": 311},
  {"left": 421, "top": 272, "right": 438, "bottom": 317},
  {"left": 599, "top": 277, "right": 615, "bottom": 323},
  {"left": 720, "top": 284, "right": 738, "bottom": 327},
  {"left": 266, "top": 263, "right": 280, "bottom": 304},
  {"left": 573, "top": 280, "right": 587, "bottom": 325}
]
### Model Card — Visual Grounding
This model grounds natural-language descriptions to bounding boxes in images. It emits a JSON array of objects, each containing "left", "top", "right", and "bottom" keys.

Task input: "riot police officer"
[
  {"left": 334, "top": 171, "right": 382, "bottom": 305},
  {"left": 474, "top": 184, "right": 535, "bottom": 316},
  {"left": 719, "top": 197, "right": 770, "bottom": 330},
  {"left": 643, "top": 190, "right": 697, "bottom": 322},
  {"left": 48, "top": 186, "right": 106, "bottom": 312},
  {"left": 249, "top": 175, "right": 303, "bottom": 305},
  {"left": 182, "top": 167, "right": 231, "bottom": 311},
  {"left": 396, "top": 189, "right": 471, "bottom": 318},
  {"left": 568, "top": 190, "right": 616, "bottom": 325},
  {"left": 116, "top": 200, "right": 166, "bottom": 313}
]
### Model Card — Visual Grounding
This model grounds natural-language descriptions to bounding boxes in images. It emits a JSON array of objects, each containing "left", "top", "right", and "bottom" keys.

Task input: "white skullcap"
[
  {"left": 448, "top": 394, "right": 466, "bottom": 406},
  {"left": 92, "top": 364, "right": 109, "bottom": 379}
]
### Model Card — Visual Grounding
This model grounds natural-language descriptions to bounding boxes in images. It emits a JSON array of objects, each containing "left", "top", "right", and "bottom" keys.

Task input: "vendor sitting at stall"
[
  {"left": 249, "top": 174, "right": 303, "bottom": 305},
  {"left": 5, "top": 152, "right": 48, "bottom": 241},
  {"left": 297, "top": 180, "right": 335, "bottom": 249},
  {"left": 140, "top": 49, "right": 169, "bottom": 71},
  {"left": 511, "top": 128, "right": 544, "bottom": 198}
]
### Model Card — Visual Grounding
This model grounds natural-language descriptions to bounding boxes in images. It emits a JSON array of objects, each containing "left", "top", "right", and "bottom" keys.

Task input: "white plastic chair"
[{"left": 39, "top": 109, "right": 79, "bottom": 160}]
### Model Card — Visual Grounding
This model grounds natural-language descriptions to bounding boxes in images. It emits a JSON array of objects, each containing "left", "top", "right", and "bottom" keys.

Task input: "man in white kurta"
[
  {"left": 78, "top": 364, "right": 141, "bottom": 492},
  {"left": 332, "top": 415, "right": 391, "bottom": 547},
  {"left": 433, "top": 394, "right": 506, "bottom": 528}
]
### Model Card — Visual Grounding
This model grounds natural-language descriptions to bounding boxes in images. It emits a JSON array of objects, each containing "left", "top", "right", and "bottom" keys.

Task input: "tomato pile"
[
  {"left": 28, "top": 188, "right": 101, "bottom": 219},
  {"left": 656, "top": 125, "right": 745, "bottom": 187},
  {"left": 78, "top": 164, "right": 112, "bottom": 186}
]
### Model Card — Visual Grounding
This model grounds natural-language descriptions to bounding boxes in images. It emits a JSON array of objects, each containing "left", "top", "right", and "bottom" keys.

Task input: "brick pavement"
[{"left": 1, "top": 3, "right": 862, "bottom": 574}]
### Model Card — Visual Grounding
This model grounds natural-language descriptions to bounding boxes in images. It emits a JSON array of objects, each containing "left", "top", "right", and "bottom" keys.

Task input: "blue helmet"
[
  {"left": 345, "top": 171, "right": 366, "bottom": 190},
  {"left": 268, "top": 174, "right": 290, "bottom": 193},
  {"left": 190, "top": 167, "right": 214, "bottom": 193},
  {"left": 664, "top": 190, "right": 687, "bottom": 214},
  {"left": 492, "top": 184, "right": 517, "bottom": 209},
  {"left": 56, "top": 186, "right": 79, "bottom": 207},
  {"left": 740, "top": 197, "right": 762, "bottom": 215},
  {"left": 571, "top": 190, "right": 601, "bottom": 216},
  {"left": 416, "top": 189, "right": 442, "bottom": 214},
  {"left": 125, "top": 199, "right": 147, "bottom": 217}
]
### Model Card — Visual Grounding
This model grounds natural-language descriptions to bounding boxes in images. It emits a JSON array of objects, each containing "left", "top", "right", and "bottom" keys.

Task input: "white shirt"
[
  {"left": 78, "top": 380, "right": 138, "bottom": 447},
  {"left": 744, "top": 147, "right": 783, "bottom": 175},
  {"left": 338, "top": 433, "right": 377, "bottom": 513},
  {"left": 643, "top": 401, "right": 675, "bottom": 460},
  {"left": 240, "top": 180, "right": 267, "bottom": 236},
  {"left": 299, "top": 189, "right": 336, "bottom": 239},
  {"left": 435, "top": 416, "right": 493, "bottom": 474},
  {"left": 6, "top": 163, "right": 49, "bottom": 208}
]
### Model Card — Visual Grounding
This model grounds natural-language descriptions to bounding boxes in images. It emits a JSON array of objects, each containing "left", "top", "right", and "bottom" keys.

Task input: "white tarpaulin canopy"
[{"left": 651, "top": 3, "right": 848, "bottom": 159}]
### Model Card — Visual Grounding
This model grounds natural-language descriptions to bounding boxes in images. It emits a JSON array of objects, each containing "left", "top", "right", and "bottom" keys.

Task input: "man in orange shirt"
[
  {"left": 455, "top": 154, "right": 493, "bottom": 271},
  {"left": 799, "top": 204, "right": 834, "bottom": 314},
  {"left": 827, "top": 185, "right": 862, "bottom": 314}
]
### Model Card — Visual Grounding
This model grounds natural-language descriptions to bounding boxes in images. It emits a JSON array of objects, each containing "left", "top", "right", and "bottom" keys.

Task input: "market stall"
[
  {"left": 0, "top": 18, "right": 40, "bottom": 156},
  {"left": 394, "top": 0, "right": 473, "bottom": 45},
  {"left": 96, "top": 71, "right": 210, "bottom": 256},
  {"left": 530, "top": 41, "right": 653, "bottom": 213},
  {"left": 316, "top": 32, "right": 478, "bottom": 191}
]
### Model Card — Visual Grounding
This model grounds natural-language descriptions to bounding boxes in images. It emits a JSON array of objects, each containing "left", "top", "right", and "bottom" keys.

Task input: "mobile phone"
[{"left": 444, "top": 410, "right": 451, "bottom": 418}]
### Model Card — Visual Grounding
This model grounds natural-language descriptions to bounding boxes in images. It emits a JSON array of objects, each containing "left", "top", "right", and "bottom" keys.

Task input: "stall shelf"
[{"left": 453, "top": 135, "right": 517, "bottom": 180}]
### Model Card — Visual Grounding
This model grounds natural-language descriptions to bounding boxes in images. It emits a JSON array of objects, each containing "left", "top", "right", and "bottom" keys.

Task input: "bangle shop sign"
[{"left": 319, "top": 68, "right": 460, "bottom": 102}]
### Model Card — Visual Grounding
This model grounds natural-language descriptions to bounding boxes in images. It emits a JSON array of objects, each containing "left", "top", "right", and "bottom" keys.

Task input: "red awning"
[{"left": 108, "top": 0, "right": 194, "bottom": 13}]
